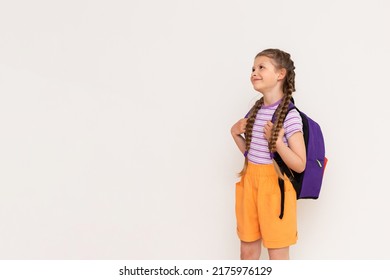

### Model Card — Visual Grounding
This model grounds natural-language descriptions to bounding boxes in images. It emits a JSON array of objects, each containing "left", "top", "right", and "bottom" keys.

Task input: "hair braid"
[
  {"left": 269, "top": 94, "right": 292, "bottom": 152},
  {"left": 245, "top": 98, "right": 264, "bottom": 151},
  {"left": 268, "top": 52, "right": 296, "bottom": 152},
  {"left": 238, "top": 97, "right": 264, "bottom": 176}
]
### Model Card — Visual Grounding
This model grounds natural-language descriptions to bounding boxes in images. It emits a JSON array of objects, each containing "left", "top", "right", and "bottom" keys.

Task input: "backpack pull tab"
[{"left": 316, "top": 159, "right": 322, "bottom": 168}]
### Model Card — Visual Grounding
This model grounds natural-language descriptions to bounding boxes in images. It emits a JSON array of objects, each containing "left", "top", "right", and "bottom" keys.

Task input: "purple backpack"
[{"left": 272, "top": 101, "right": 327, "bottom": 219}]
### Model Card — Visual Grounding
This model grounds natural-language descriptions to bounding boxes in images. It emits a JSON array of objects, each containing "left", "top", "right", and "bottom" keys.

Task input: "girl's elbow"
[
  {"left": 292, "top": 166, "right": 304, "bottom": 173},
  {"left": 294, "top": 160, "right": 306, "bottom": 173},
  {"left": 296, "top": 165, "right": 306, "bottom": 173}
]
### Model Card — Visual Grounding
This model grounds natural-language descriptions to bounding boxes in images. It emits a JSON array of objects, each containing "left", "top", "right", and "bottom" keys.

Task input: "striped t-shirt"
[{"left": 247, "top": 99, "right": 303, "bottom": 165}]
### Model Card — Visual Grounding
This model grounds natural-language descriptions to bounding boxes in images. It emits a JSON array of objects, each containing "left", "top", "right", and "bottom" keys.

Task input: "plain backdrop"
[{"left": 0, "top": 0, "right": 389, "bottom": 259}]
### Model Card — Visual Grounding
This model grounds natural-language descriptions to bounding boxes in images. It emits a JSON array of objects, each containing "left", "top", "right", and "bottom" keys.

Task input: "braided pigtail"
[
  {"left": 260, "top": 50, "right": 296, "bottom": 152},
  {"left": 238, "top": 97, "right": 264, "bottom": 177},
  {"left": 268, "top": 91, "right": 293, "bottom": 152},
  {"left": 269, "top": 90, "right": 293, "bottom": 179}
]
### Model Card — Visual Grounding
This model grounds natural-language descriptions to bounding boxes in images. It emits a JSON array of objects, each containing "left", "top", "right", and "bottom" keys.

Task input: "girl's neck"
[{"left": 262, "top": 91, "right": 284, "bottom": 106}]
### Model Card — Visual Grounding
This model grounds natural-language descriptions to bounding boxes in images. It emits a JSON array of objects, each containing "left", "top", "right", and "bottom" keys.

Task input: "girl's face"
[{"left": 251, "top": 56, "right": 283, "bottom": 93}]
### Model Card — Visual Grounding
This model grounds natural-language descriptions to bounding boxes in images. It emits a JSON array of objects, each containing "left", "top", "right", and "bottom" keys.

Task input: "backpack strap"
[
  {"left": 274, "top": 152, "right": 298, "bottom": 219},
  {"left": 271, "top": 100, "right": 297, "bottom": 219},
  {"left": 270, "top": 101, "right": 296, "bottom": 126},
  {"left": 278, "top": 178, "right": 285, "bottom": 219},
  {"left": 272, "top": 100, "right": 301, "bottom": 188}
]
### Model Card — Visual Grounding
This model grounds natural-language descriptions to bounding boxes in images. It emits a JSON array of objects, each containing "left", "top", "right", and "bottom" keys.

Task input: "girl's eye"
[{"left": 252, "top": 65, "right": 264, "bottom": 72}]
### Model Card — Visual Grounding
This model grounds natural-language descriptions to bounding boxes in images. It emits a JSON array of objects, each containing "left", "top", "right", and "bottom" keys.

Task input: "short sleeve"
[{"left": 283, "top": 109, "right": 303, "bottom": 139}]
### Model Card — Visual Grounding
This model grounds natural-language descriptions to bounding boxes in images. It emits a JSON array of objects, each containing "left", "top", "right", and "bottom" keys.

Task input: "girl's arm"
[
  {"left": 264, "top": 120, "right": 306, "bottom": 173},
  {"left": 275, "top": 131, "right": 306, "bottom": 173},
  {"left": 231, "top": 118, "right": 247, "bottom": 155}
]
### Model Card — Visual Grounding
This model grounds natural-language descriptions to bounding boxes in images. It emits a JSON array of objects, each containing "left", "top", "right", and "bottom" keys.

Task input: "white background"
[{"left": 0, "top": 0, "right": 389, "bottom": 260}]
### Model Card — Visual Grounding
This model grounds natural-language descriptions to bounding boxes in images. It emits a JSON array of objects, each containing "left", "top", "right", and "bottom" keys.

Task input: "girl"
[{"left": 231, "top": 49, "right": 306, "bottom": 260}]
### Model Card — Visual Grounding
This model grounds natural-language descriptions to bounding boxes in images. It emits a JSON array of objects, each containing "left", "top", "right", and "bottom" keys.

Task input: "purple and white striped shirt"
[{"left": 247, "top": 99, "right": 303, "bottom": 165}]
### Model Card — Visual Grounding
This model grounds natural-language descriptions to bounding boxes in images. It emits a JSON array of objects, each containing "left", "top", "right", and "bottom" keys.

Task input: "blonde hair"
[{"left": 239, "top": 49, "right": 296, "bottom": 177}]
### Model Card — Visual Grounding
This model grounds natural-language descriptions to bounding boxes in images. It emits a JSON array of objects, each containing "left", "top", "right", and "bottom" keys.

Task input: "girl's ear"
[{"left": 277, "top": 68, "right": 287, "bottom": 80}]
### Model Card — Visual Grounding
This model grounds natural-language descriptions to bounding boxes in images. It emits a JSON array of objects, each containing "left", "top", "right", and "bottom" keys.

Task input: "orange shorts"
[{"left": 235, "top": 162, "right": 297, "bottom": 248}]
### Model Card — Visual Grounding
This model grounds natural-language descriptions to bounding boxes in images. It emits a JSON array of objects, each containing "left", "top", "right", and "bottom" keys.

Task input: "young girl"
[{"left": 231, "top": 49, "right": 306, "bottom": 260}]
